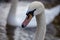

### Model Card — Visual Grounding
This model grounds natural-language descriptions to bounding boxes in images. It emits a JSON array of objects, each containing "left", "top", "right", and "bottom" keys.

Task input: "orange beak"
[{"left": 22, "top": 14, "right": 33, "bottom": 28}]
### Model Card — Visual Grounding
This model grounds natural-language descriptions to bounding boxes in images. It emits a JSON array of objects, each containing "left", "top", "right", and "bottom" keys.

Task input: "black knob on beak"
[{"left": 21, "top": 9, "right": 36, "bottom": 28}]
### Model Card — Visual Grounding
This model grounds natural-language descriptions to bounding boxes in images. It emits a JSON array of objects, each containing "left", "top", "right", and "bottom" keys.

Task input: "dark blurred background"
[{"left": 0, "top": 0, "right": 60, "bottom": 8}]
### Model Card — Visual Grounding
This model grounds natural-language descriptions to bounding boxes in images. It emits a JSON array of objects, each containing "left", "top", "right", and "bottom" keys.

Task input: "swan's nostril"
[{"left": 22, "top": 25, "right": 26, "bottom": 28}]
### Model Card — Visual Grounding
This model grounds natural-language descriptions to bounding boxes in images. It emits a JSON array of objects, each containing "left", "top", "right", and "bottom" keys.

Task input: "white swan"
[
  {"left": 6, "top": 0, "right": 60, "bottom": 40},
  {"left": 7, "top": 1, "right": 60, "bottom": 27},
  {"left": 21, "top": 1, "right": 46, "bottom": 40}
]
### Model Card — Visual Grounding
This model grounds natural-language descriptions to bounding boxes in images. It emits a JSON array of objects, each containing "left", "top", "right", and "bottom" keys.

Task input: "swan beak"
[{"left": 22, "top": 14, "right": 33, "bottom": 28}]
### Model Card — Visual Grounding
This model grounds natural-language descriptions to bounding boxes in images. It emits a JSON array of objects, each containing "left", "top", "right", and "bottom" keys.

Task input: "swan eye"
[{"left": 26, "top": 9, "right": 36, "bottom": 16}]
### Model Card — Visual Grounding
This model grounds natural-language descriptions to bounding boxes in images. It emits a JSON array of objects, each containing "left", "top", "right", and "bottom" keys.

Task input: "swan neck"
[
  {"left": 8, "top": 0, "right": 18, "bottom": 15},
  {"left": 36, "top": 12, "right": 46, "bottom": 26},
  {"left": 34, "top": 12, "right": 46, "bottom": 40},
  {"left": 7, "top": 0, "right": 18, "bottom": 25}
]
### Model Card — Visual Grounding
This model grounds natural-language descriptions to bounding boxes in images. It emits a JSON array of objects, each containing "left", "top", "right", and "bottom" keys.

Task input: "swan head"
[{"left": 22, "top": 1, "right": 45, "bottom": 28}]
